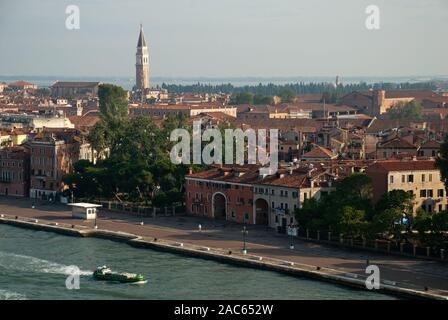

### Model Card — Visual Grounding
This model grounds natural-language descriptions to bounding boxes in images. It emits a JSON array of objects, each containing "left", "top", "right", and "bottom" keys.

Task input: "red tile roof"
[
  {"left": 302, "top": 144, "right": 337, "bottom": 159},
  {"left": 378, "top": 136, "right": 417, "bottom": 149},
  {"left": 8, "top": 81, "right": 35, "bottom": 87},
  {"left": 368, "top": 160, "right": 437, "bottom": 172}
]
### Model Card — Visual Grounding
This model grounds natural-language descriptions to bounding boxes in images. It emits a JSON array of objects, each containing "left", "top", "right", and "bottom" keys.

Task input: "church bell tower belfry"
[{"left": 136, "top": 24, "right": 150, "bottom": 93}]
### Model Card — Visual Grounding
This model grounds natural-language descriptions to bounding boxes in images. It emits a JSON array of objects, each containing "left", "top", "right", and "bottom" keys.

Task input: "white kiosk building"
[{"left": 68, "top": 203, "right": 102, "bottom": 220}]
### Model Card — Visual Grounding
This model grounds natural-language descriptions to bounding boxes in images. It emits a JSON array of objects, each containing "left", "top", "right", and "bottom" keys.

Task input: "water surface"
[{"left": 0, "top": 224, "right": 396, "bottom": 300}]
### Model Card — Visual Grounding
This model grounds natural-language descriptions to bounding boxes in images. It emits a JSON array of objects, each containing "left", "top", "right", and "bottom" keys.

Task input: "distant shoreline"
[{"left": 1, "top": 75, "right": 447, "bottom": 90}]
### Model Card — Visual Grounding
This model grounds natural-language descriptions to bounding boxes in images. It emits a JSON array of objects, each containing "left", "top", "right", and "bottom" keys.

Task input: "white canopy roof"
[{"left": 67, "top": 203, "right": 102, "bottom": 208}]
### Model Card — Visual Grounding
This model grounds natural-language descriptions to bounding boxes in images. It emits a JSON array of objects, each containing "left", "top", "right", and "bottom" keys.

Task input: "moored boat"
[{"left": 93, "top": 266, "right": 145, "bottom": 283}]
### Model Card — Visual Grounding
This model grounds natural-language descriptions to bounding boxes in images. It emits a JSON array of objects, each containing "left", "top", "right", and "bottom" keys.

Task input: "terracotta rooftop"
[
  {"left": 51, "top": 81, "right": 100, "bottom": 88},
  {"left": 8, "top": 81, "right": 35, "bottom": 87},
  {"left": 301, "top": 144, "right": 337, "bottom": 159},
  {"left": 367, "top": 159, "right": 437, "bottom": 172},
  {"left": 378, "top": 136, "right": 417, "bottom": 149},
  {"left": 419, "top": 140, "right": 441, "bottom": 149}
]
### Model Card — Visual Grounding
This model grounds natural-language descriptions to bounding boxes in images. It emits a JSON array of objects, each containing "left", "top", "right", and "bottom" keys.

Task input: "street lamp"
[
  {"left": 136, "top": 186, "right": 144, "bottom": 225},
  {"left": 32, "top": 191, "right": 36, "bottom": 209},
  {"left": 241, "top": 224, "right": 248, "bottom": 254},
  {"left": 289, "top": 224, "right": 295, "bottom": 250}
]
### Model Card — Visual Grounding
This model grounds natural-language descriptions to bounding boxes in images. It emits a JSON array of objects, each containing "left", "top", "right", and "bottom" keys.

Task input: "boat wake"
[
  {"left": 0, "top": 251, "right": 92, "bottom": 276},
  {"left": 129, "top": 280, "right": 147, "bottom": 285},
  {"left": 0, "top": 289, "right": 27, "bottom": 300}
]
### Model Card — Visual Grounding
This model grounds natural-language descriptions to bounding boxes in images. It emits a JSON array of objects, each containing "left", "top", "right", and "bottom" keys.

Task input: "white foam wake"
[
  {"left": 0, "top": 251, "right": 92, "bottom": 276},
  {"left": 0, "top": 289, "right": 27, "bottom": 300}
]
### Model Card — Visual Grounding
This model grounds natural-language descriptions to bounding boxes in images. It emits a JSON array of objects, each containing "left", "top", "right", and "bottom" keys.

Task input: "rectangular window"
[
  {"left": 438, "top": 189, "right": 444, "bottom": 197},
  {"left": 408, "top": 175, "right": 414, "bottom": 183},
  {"left": 422, "top": 174, "right": 425, "bottom": 182},
  {"left": 420, "top": 190, "right": 426, "bottom": 198},
  {"left": 428, "top": 189, "right": 433, "bottom": 197},
  {"left": 429, "top": 174, "right": 433, "bottom": 182},
  {"left": 402, "top": 175, "right": 405, "bottom": 183},
  {"left": 389, "top": 175, "right": 394, "bottom": 184}
]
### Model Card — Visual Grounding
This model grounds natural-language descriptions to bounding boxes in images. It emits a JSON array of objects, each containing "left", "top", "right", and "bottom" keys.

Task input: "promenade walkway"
[{"left": 0, "top": 197, "right": 447, "bottom": 297}]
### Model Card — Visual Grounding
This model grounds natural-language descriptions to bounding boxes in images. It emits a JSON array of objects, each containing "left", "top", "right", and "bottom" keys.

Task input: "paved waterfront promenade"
[{"left": 1, "top": 197, "right": 447, "bottom": 298}]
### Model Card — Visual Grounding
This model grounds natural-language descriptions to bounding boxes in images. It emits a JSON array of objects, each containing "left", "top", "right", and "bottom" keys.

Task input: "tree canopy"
[{"left": 63, "top": 84, "right": 198, "bottom": 207}]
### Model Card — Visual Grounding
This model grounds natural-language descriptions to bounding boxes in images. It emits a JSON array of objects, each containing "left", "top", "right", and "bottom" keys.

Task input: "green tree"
[
  {"left": 335, "top": 206, "right": 368, "bottom": 237},
  {"left": 98, "top": 83, "right": 129, "bottom": 122},
  {"left": 371, "top": 208, "right": 405, "bottom": 239},
  {"left": 279, "top": 89, "right": 296, "bottom": 103},
  {"left": 387, "top": 100, "right": 423, "bottom": 120},
  {"left": 413, "top": 210, "right": 448, "bottom": 248},
  {"left": 253, "top": 95, "right": 274, "bottom": 105},
  {"left": 230, "top": 92, "right": 254, "bottom": 105}
]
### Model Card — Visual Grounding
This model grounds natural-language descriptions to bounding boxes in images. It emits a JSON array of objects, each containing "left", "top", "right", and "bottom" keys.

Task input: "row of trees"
[
  {"left": 295, "top": 173, "right": 448, "bottom": 248},
  {"left": 161, "top": 81, "right": 437, "bottom": 96},
  {"left": 229, "top": 90, "right": 295, "bottom": 105},
  {"left": 63, "top": 84, "right": 200, "bottom": 207}
]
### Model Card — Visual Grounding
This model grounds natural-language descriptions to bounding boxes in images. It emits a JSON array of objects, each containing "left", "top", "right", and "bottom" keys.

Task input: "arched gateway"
[
  {"left": 255, "top": 198, "right": 269, "bottom": 226},
  {"left": 212, "top": 193, "right": 227, "bottom": 219}
]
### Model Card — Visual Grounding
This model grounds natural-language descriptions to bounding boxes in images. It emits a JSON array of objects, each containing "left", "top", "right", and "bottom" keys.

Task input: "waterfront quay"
[{"left": 0, "top": 197, "right": 447, "bottom": 299}]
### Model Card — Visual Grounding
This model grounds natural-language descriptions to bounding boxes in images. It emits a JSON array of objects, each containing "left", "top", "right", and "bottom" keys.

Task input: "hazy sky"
[{"left": 1, "top": 0, "right": 447, "bottom": 78}]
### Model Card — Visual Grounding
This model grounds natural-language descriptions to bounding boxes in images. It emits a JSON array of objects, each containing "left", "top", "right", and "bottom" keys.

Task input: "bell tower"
[{"left": 136, "top": 24, "right": 150, "bottom": 92}]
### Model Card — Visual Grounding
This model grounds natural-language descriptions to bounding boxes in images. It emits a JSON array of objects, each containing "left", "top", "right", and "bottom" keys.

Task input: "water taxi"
[{"left": 93, "top": 266, "right": 145, "bottom": 283}]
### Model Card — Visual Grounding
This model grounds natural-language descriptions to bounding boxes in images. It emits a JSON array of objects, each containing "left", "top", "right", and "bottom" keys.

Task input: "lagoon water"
[{"left": 0, "top": 224, "right": 396, "bottom": 300}]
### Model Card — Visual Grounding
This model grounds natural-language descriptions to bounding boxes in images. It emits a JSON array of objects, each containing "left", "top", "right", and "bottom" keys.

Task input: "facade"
[
  {"left": 28, "top": 130, "right": 92, "bottom": 199},
  {"left": 0, "top": 146, "right": 30, "bottom": 197},
  {"left": 8, "top": 81, "right": 37, "bottom": 91},
  {"left": 376, "top": 136, "right": 418, "bottom": 159},
  {"left": 366, "top": 159, "right": 448, "bottom": 214},
  {"left": 50, "top": 82, "right": 100, "bottom": 98},
  {"left": 129, "top": 104, "right": 237, "bottom": 118},
  {"left": 253, "top": 168, "right": 335, "bottom": 231},
  {"left": 0, "top": 113, "right": 75, "bottom": 130},
  {"left": 185, "top": 165, "right": 336, "bottom": 231},
  {"left": 185, "top": 166, "right": 259, "bottom": 225},
  {"left": 135, "top": 24, "right": 150, "bottom": 92},
  {"left": 418, "top": 140, "right": 441, "bottom": 157}
]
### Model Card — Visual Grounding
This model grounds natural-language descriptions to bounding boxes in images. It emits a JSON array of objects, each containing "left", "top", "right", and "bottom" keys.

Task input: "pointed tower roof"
[{"left": 137, "top": 24, "right": 147, "bottom": 47}]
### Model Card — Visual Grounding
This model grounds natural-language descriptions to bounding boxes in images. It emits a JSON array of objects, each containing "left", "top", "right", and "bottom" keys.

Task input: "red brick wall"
[
  {"left": 365, "top": 166, "right": 388, "bottom": 203},
  {"left": 185, "top": 178, "right": 255, "bottom": 224},
  {"left": 0, "top": 150, "right": 30, "bottom": 197}
]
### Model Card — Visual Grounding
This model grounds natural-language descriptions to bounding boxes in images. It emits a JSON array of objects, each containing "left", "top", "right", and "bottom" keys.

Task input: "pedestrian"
[{"left": 198, "top": 224, "right": 202, "bottom": 232}]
